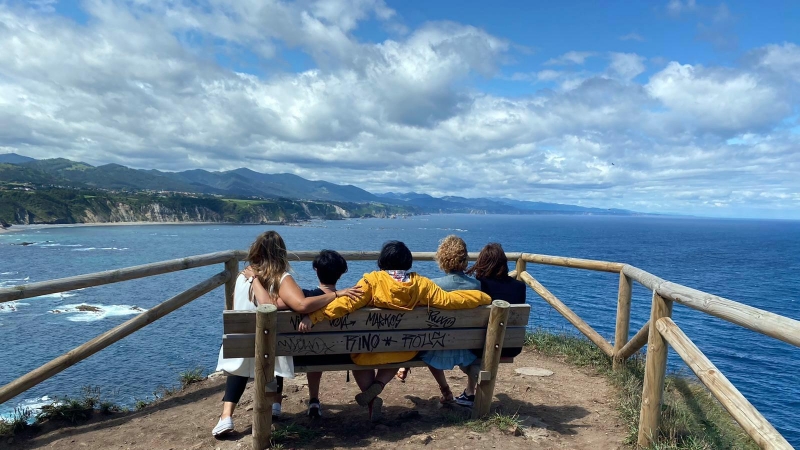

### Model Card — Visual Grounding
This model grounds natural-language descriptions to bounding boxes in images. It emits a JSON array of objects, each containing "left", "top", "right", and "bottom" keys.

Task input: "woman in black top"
[{"left": 455, "top": 242, "right": 527, "bottom": 407}]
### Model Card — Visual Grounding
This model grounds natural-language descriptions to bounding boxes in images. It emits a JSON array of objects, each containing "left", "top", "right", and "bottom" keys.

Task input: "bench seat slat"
[
  {"left": 294, "top": 357, "right": 515, "bottom": 373},
  {"left": 223, "top": 327, "right": 526, "bottom": 359},
  {"left": 223, "top": 304, "right": 531, "bottom": 334}
]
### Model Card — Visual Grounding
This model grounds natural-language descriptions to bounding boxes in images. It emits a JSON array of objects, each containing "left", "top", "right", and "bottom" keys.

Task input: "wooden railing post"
[
  {"left": 224, "top": 258, "right": 239, "bottom": 310},
  {"left": 253, "top": 304, "right": 277, "bottom": 450},
  {"left": 637, "top": 291, "right": 673, "bottom": 448},
  {"left": 472, "top": 300, "right": 510, "bottom": 419},
  {"left": 613, "top": 272, "right": 633, "bottom": 370},
  {"left": 514, "top": 258, "right": 527, "bottom": 281}
]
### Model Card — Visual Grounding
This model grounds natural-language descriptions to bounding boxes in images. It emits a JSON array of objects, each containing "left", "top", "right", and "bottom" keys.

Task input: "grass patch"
[
  {"left": 462, "top": 412, "right": 523, "bottom": 433},
  {"left": 178, "top": 367, "right": 205, "bottom": 388},
  {"left": 525, "top": 330, "right": 758, "bottom": 450},
  {"left": 270, "top": 422, "right": 319, "bottom": 448},
  {"left": 36, "top": 386, "right": 101, "bottom": 424},
  {"left": 0, "top": 408, "right": 33, "bottom": 437},
  {"left": 438, "top": 409, "right": 523, "bottom": 434}
]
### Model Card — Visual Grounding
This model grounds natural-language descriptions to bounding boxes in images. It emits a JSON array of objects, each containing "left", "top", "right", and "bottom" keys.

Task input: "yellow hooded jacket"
[{"left": 308, "top": 271, "right": 492, "bottom": 365}]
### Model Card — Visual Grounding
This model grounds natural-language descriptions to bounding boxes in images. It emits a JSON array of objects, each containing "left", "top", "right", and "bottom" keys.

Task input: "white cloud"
[
  {"left": 0, "top": 2, "right": 799, "bottom": 218},
  {"left": 751, "top": 42, "right": 800, "bottom": 82},
  {"left": 608, "top": 53, "right": 646, "bottom": 81},
  {"left": 619, "top": 33, "right": 645, "bottom": 42},
  {"left": 666, "top": 0, "right": 697, "bottom": 17},
  {"left": 544, "top": 51, "right": 597, "bottom": 66},
  {"left": 645, "top": 62, "right": 790, "bottom": 133}
]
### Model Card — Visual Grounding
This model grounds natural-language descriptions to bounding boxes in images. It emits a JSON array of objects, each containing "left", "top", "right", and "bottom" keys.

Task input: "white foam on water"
[
  {"left": 33, "top": 292, "right": 77, "bottom": 300},
  {"left": 0, "top": 301, "right": 29, "bottom": 313},
  {"left": 50, "top": 303, "right": 146, "bottom": 322},
  {"left": 1, "top": 396, "right": 60, "bottom": 421},
  {"left": 71, "top": 247, "right": 129, "bottom": 252},
  {"left": 0, "top": 271, "right": 17, "bottom": 275},
  {"left": 0, "top": 278, "right": 31, "bottom": 289},
  {"left": 72, "top": 247, "right": 96, "bottom": 251},
  {"left": 39, "top": 243, "right": 83, "bottom": 247}
]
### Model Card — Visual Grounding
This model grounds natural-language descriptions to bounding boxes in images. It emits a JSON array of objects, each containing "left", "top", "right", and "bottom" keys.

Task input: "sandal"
[
  {"left": 439, "top": 385, "right": 454, "bottom": 404},
  {"left": 395, "top": 367, "right": 410, "bottom": 382}
]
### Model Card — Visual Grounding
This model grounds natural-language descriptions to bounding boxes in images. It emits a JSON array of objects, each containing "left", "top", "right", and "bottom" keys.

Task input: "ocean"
[{"left": 0, "top": 215, "right": 798, "bottom": 445}]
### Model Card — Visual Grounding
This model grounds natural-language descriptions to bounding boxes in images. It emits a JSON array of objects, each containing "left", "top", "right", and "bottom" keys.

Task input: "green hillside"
[{"left": 0, "top": 188, "right": 414, "bottom": 225}]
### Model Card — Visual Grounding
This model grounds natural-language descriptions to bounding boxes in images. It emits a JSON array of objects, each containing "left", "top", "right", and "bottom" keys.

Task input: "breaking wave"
[{"left": 49, "top": 303, "right": 146, "bottom": 322}]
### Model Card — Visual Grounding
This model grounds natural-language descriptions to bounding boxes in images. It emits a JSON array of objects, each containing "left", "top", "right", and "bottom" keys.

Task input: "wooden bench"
[{"left": 221, "top": 300, "right": 530, "bottom": 449}]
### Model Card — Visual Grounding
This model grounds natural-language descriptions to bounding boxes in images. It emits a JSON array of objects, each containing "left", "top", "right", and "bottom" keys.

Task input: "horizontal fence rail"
[
  {"left": 1, "top": 247, "right": 797, "bottom": 449},
  {"left": 522, "top": 253, "right": 624, "bottom": 272},
  {"left": 0, "top": 250, "right": 240, "bottom": 303},
  {"left": 0, "top": 271, "right": 229, "bottom": 405},
  {"left": 622, "top": 265, "right": 800, "bottom": 348}
]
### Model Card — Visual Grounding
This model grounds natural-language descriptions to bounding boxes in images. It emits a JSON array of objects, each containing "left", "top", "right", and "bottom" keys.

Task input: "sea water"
[{"left": 0, "top": 215, "right": 798, "bottom": 445}]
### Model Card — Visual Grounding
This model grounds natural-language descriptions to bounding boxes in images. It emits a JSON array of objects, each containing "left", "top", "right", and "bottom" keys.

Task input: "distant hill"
[
  {"left": 377, "top": 192, "right": 636, "bottom": 215},
  {"left": 0, "top": 153, "right": 36, "bottom": 164},
  {"left": 0, "top": 153, "right": 641, "bottom": 216}
]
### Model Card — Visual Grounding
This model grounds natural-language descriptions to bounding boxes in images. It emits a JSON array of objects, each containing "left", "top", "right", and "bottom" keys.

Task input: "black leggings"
[{"left": 222, "top": 375, "right": 284, "bottom": 403}]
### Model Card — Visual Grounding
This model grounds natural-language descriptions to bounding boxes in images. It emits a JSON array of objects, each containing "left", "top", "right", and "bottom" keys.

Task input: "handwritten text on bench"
[{"left": 344, "top": 331, "right": 448, "bottom": 352}]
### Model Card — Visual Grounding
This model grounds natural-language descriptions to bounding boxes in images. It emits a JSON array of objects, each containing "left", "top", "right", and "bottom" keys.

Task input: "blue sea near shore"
[{"left": 0, "top": 215, "right": 798, "bottom": 445}]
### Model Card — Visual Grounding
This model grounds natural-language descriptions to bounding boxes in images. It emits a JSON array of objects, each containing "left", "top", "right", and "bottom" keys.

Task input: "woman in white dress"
[{"left": 212, "top": 230, "right": 362, "bottom": 437}]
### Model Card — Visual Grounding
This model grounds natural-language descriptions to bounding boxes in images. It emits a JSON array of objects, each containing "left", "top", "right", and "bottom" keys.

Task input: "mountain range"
[{"left": 0, "top": 153, "right": 637, "bottom": 216}]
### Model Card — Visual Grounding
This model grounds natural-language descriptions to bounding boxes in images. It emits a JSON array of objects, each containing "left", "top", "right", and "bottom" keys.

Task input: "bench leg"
[
  {"left": 254, "top": 305, "right": 278, "bottom": 450},
  {"left": 472, "top": 300, "right": 510, "bottom": 419}
]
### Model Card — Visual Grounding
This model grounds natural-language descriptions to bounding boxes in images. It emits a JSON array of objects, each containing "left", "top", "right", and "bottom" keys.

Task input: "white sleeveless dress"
[{"left": 215, "top": 273, "right": 295, "bottom": 379}]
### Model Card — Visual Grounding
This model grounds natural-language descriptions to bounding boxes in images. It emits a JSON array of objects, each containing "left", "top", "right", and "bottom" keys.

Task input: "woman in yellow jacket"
[{"left": 299, "top": 241, "right": 491, "bottom": 421}]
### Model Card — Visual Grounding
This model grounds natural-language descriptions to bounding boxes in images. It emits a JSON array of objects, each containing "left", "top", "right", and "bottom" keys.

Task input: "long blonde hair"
[{"left": 247, "top": 230, "right": 290, "bottom": 302}]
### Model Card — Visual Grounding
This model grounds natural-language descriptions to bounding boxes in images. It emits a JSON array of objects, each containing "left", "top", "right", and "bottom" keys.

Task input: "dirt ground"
[{"left": 3, "top": 348, "right": 626, "bottom": 449}]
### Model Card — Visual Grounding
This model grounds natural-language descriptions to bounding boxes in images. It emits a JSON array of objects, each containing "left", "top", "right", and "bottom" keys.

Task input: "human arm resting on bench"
[
  {"left": 247, "top": 268, "right": 363, "bottom": 313},
  {"left": 307, "top": 277, "right": 374, "bottom": 324},
  {"left": 412, "top": 274, "right": 492, "bottom": 309}
]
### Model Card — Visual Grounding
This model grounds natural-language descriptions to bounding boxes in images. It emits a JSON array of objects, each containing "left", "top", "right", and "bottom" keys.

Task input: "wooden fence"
[{"left": 0, "top": 250, "right": 798, "bottom": 449}]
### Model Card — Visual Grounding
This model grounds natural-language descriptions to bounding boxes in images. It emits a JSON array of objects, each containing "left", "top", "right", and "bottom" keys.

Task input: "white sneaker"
[
  {"left": 307, "top": 400, "right": 322, "bottom": 418},
  {"left": 272, "top": 402, "right": 282, "bottom": 418},
  {"left": 212, "top": 416, "right": 234, "bottom": 437}
]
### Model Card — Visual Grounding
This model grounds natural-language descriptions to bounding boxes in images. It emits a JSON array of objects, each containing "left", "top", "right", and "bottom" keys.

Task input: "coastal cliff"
[{"left": 0, "top": 189, "right": 411, "bottom": 225}]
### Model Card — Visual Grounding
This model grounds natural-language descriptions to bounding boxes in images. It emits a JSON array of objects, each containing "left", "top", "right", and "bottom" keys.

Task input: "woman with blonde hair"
[
  {"left": 212, "top": 231, "right": 362, "bottom": 437},
  {"left": 395, "top": 235, "right": 481, "bottom": 402}
]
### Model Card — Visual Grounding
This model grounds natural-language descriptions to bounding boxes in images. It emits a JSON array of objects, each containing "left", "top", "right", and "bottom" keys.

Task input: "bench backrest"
[{"left": 222, "top": 304, "right": 531, "bottom": 359}]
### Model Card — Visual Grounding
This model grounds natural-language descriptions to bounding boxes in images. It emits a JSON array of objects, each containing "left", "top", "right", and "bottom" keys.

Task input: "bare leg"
[
  {"left": 220, "top": 401, "right": 236, "bottom": 419},
  {"left": 374, "top": 368, "right": 397, "bottom": 387},
  {"left": 307, "top": 372, "right": 323, "bottom": 400},
  {"left": 465, "top": 374, "right": 477, "bottom": 396},
  {"left": 352, "top": 369, "right": 376, "bottom": 392},
  {"left": 427, "top": 366, "right": 453, "bottom": 401}
]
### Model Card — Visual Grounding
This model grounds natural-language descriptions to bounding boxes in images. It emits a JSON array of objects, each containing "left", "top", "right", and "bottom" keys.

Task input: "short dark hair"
[
  {"left": 313, "top": 250, "right": 348, "bottom": 285},
  {"left": 466, "top": 242, "right": 509, "bottom": 279},
  {"left": 377, "top": 240, "right": 412, "bottom": 271}
]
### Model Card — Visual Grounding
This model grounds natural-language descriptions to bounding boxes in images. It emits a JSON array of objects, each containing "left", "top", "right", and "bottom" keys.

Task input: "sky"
[{"left": 1, "top": 0, "right": 799, "bottom": 219}]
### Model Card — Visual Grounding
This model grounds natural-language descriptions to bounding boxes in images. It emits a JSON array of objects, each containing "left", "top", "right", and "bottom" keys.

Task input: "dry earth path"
[{"left": 3, "top": 348, "right": 625, "bottom": 449}]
